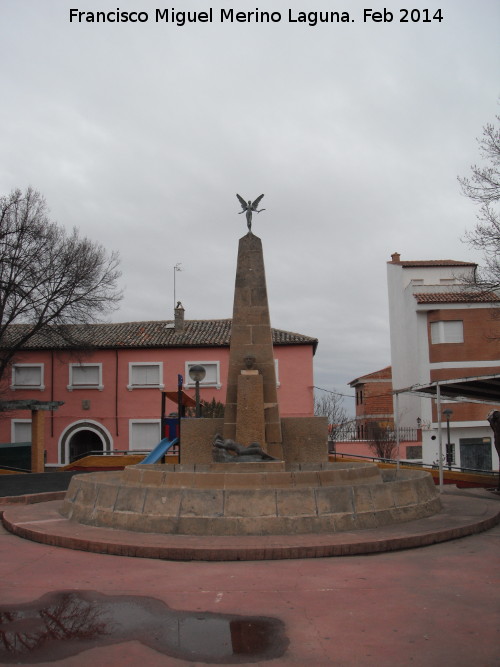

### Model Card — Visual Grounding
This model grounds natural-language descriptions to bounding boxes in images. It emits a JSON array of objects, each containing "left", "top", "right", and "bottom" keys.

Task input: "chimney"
[
  {"left": 390, "top": 252, "right": 401, "bottom": 263},
  {"left": 174, "top": 301, "right": 185, "bottom": 332}
]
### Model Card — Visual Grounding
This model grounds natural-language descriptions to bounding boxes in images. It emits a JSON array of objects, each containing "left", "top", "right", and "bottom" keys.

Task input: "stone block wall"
[
  {"left": 281, "top": 416, "right": 328, "bottom": 463},
  {"left": 179, "top": 415, "right": 328, "bottom": 464},
  {"left": 180, "top": 418, "right": 224, "bottom": 464}
]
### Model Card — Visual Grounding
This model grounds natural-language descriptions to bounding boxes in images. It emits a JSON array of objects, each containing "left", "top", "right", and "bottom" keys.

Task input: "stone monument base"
[
  {"left": 179, "top": 416, "right": 328, "bottom": 465},
  {"left": 60, "top": 461, "right": 441, "bottom": 536}
]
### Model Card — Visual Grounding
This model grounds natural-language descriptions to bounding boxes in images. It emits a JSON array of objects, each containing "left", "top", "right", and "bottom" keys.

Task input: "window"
[
  {"left": 274, "top": 359, "right": 280, "bottom": 387},
  {"left": 128, "top": 362, "right": 164, "bottom": 390},
  {"left": 406, "top": 445, "right": 423, "bottom": 460},
  {"left": 11, "top": 364, "right": 44, "bottom": 390},
  {"left": 445, "top": 443, "right": 456, "bottom": 465},
  {"left": 430, "top": 320, "right": 464, "bottom": 344},
  {"left": 12, "top": 420, "right": 31, "bottom": 443},
  {"left": 68, "top": 364, "right": 103, "bottom": 391},
  {"left": 184, "top": 362, "right": 221, "bottom": 389},
  {"left": 129, "top": 420, "right": 161, "bottom": 450}
]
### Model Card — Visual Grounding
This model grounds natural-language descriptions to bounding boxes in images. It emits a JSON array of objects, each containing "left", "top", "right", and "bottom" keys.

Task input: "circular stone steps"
[{"left": 59, "top": 462, "right": 441, "bottom": 536}]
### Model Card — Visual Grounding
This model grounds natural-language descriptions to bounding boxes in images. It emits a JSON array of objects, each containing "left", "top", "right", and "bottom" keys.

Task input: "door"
[
  {"left": 69, "top": 430, "right": 103, "bottom": 463},
  {"left": 459, "top": 438, "right": 492, "bottom": 471}
]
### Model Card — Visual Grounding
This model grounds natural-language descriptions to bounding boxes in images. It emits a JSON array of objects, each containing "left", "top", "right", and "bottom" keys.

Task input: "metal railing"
[
  {"left": 68, "top": 448, "right": 179, "bottom": 463},
  {"left": 332, "top": 450, "right": 498, "bottom": 477},
  {"left": 331, "top": 426, "right": 418, "bottom": 442},
  {"left": 0, "top": 464, "right": 30, "bottom": 473}
]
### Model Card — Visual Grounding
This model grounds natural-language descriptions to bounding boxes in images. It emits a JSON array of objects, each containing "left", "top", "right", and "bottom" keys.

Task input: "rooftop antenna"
[{"left": 173, "top": 263, "right": 182, "bottom": 310}]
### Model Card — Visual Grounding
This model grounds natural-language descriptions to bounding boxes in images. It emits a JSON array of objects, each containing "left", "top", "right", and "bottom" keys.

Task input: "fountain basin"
[{"left": 60, "top": 462, "right": 441, "bottom": 536}]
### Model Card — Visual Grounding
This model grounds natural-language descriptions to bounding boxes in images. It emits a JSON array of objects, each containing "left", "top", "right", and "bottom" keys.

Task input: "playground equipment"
[
  {"left": 152, "top": 374, "right": 196, "bottom": 464},
  {"left": 141, "top": 437, "right": 179, "bottom": 464}
]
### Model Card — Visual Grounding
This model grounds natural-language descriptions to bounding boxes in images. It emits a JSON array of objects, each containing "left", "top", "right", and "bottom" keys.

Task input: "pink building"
[{"left": 1, "top": 308, "right": 317, "bottom": 468}]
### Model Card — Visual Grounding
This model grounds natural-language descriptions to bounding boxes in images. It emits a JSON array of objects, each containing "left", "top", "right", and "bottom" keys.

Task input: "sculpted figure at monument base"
[{"left": 212, "top": 433, "right": 280, "bottom": 463}]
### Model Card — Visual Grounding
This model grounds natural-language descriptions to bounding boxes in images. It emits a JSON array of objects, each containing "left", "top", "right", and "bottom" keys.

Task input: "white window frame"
[
  {"left": 430, "top": 320, "right": 464, "bottom": 344},
  {"left": 11, "top": 419, "right": 32, "bottom": 443},
  {"left": 127, "top": 362, "right": 164, "bottom": 390},
  {"left": 274, "top": 359, "right": 280, "bottom": 387},
  {"left": 11, "top": 364, "right": 45, "bottom": 391},
  {"left": 68, "top": 363, "right": 103, "bottom": 391},
  {"left": 184, "top": 361, "right": 222, "bottom": 389},
  {"left": 129, "top": 419, "right": 162, "bottom": 451}
]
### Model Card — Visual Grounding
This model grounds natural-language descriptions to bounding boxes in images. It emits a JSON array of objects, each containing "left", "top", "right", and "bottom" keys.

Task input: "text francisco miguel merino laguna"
[{"left": 70, "top": 7, "right": 444, "bottom": 26}]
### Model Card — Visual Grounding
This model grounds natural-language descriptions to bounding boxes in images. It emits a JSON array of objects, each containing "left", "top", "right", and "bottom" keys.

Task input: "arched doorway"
[
  {"left": 59, "top": 421, "right": 112, "bottom": 465},
  {"left": 68, "top": 430, "right": 103, "bottom": 463}
]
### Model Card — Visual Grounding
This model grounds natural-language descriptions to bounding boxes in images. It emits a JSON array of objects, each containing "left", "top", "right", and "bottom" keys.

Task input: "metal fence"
[
  {"left": 331, "top": 425, "right": 418, "bottom": 443},
  {"left": 333, "top": 450, "right": 498, "bottom": 477}
]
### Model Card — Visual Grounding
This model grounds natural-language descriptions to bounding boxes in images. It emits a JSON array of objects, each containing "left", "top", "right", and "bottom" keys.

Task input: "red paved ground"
[{"left": 1, "top": 490, "right": 499, "bottom": 666}]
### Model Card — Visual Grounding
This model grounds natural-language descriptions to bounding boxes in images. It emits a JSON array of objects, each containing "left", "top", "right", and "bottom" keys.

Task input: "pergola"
[
  {"left": 393, "top": 374, "right": 500, "bottom": 490},
  {"left": 0, "top": 400, "right": 64, "bottom": 473}
]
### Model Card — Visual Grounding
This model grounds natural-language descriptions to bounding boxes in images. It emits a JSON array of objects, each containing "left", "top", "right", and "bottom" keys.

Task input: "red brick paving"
[
  {"left": 2, "top": 490, "right": 499, "bottom": 561},
  {"left": 0, "top": 488, "right": 499, "bottom": 666}
]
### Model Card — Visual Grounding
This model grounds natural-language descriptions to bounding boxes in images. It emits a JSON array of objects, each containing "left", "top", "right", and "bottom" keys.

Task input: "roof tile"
[
  {"left": 414, "top": 292, "right": 499, "bottom": 304},
  {"left": 391, "top": 259, "right": 476, "bottom": 267},
  {"left": 1, "top": 319, "right": 318, "bottom": 352}
]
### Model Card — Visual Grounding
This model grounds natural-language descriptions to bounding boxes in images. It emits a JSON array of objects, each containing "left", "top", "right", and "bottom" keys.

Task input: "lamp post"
[
  {"left": 188, "top": 365, "right": 206, "bottom": 418},
  {"left": 443, "top": 408, "right": 453, "bottom": 471}
]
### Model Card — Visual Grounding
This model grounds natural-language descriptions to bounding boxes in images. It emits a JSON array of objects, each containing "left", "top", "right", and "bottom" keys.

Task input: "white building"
[{"left": 387, "top": 253, "right": 500, "bottom": 471}]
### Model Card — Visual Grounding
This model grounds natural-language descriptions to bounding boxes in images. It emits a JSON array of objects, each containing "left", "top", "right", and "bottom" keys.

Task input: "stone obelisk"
[{"left": 222, "top": 232, "right": 283, "bottom": 459}]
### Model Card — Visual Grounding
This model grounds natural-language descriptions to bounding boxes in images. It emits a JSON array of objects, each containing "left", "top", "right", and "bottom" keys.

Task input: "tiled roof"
[
  {"left": 1, "top": 320, "right": 318, "bottom": 352},
  {"left": 414, "top": 292, "right": 499, "bottom": 304},
  {"left": 396, "top": 260, "right": 476, "bottom": 268},
  {"left": 349, "top": 366, "right": 392, "bottom": 386}
]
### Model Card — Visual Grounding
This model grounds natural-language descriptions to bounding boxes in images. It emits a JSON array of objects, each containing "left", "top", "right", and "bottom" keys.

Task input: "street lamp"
[
  {"left": 188, "top": 365, "right": 206, "bottom": 418},
  {"left": 443, "top": 408, "right": 453, "bottom": 470}
]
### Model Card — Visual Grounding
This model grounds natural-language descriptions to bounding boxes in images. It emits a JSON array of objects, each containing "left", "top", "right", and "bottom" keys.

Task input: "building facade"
[
  {"left": 349, "top": 366, "right": 394, "bottom": 440},
  {"left": 343, "top": 366, "right": 421, "bottom": 460},
  {"left": 0, "top": 309, "right": 317, "bottom": 468},
  {"left": 387, "top": 253, "right": 500, "bottom": 470}
]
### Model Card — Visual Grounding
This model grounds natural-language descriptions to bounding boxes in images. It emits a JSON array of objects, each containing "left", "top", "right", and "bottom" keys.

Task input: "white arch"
[{"left": 58, "top": 420, "right": 113, "bottom": 465}]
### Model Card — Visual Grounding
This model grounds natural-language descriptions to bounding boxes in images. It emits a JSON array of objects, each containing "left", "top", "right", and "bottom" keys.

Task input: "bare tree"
[
  {"left": 458, "top": 114, "right": 500, "bottom": 291},
  {"left": 314, "top": 391, "right": 349, "bottom": 446},
  {"left": 366, "top": 421, "right": 398, "bottom": 460},
  {"left": 0, "top": 187, "right": 122, "bottom": 383}
]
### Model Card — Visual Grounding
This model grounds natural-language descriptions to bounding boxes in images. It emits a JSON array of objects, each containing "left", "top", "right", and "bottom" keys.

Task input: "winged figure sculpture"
[{"left": 236, "top": 194, "right": 265, "bottom": 232}]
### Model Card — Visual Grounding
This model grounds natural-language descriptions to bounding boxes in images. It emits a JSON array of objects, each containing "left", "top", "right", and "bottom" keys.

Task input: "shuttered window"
[
  {"left": 430, "top": 321, "right": 464, "bottom": 344},
  {"left": 130, "top": 421, "right": 161, "bottom": 450},
  {"left": 12, "top": 365, "right": 44, "bottom": 390},
  {"left": 128, "top": 363, "right": 163, "bottom": 389},
  {"left": 69, "top": 364, "right": 102, "bottom": 390}
]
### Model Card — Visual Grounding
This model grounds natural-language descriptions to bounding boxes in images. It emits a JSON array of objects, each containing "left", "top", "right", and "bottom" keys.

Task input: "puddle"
[{"left": 0, "top": 591, "right": 288, "bottom": 663}]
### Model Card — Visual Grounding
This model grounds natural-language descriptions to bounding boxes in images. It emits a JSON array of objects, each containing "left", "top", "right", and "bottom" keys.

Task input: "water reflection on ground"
[{"left": 0, "top": 591, "right": 288, "bottom": 664}]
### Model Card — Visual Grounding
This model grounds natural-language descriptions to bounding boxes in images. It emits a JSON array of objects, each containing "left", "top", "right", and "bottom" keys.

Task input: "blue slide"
[{"left": 142, "top": 437, "right": 179, "bottom": 464}]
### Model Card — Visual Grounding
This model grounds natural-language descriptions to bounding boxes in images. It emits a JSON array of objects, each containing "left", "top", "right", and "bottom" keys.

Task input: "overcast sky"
[{"left": 1, "top": 0, "right": 498, "bottom": 413}]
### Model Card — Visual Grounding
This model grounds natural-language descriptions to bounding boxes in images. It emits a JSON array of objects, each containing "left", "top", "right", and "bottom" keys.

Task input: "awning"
[
  {"left": 164, "top": 390, "right": 196, "bottom": 407},
  {"left": 394, "top": 374, "right": 500, "bottom": 405}
]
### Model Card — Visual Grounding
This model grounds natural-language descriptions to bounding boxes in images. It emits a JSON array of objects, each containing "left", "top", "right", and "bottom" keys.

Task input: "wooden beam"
[{"left": 0, "top": 400, "right": 63, "bottom": 412}]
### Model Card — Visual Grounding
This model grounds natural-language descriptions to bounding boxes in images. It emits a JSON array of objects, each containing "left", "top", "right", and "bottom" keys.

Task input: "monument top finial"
[{"left": 236, "top": 193, "right": 265, "bottom": 232}]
